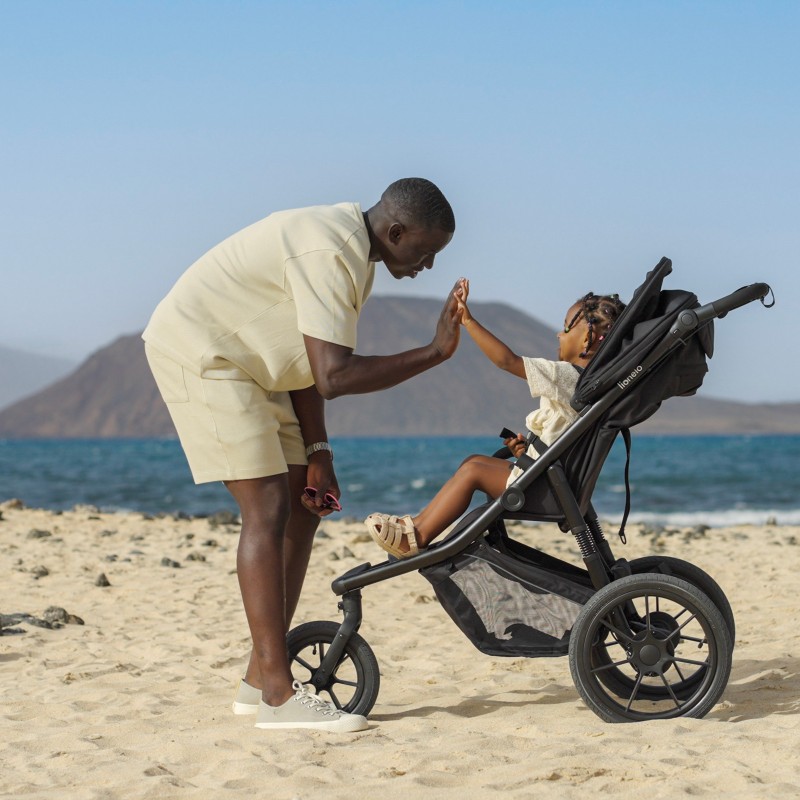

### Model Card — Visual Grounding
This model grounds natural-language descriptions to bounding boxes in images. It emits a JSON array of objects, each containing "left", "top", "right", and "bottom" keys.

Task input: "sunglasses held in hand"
[{"left": 303, "top": 486, "right": 342, "bottom": 512}]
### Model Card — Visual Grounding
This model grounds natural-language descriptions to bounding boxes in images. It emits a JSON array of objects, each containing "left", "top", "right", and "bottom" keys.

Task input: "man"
[{"left": 143, "top": 178, "right": 458, "bottom": 732}]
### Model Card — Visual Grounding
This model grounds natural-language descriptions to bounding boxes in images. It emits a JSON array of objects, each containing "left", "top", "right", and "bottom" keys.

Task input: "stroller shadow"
[
  {"left": 370, "top": 683, "right": 576, "bottom": 722},
  {"left": 711, "top": 657, "right": 800, "bottom": 722},
  {"left": 370, "top": 658, "right": 800, "bottom": 723}
]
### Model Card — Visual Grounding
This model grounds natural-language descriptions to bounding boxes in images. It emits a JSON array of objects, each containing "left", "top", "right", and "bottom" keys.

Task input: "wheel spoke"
[
  {"left": 677, "top": 633, "right": 706, "bottom": 645},
  {"left": 591, "top": 657, "right": 633, "bottom": 675},
  {"left": 666, "top": 612, "right": 699, "bottom": 644},
  {"left": 600, "top": 634, "right": 627, "bottom": 652},
  {"left": 327, "top": 686, "right": 342, "bottom": 709},
  {"left": 293, "top": 655, "right": 317, "bottom": 674},
  {"left": 331, "top": 677, "right": 359, "bottom": 688},
  {"left": 599, "top": 617, "right": 636, "bottom": 645},
  {"left": 625, "top": 672, "right": 644, "bottom": 712},
  {"left": 659, "top": 673, "right": 684, "bottom": 709},
  {"left": 673, "top": 655, "right": 711, "bottom": 668}
]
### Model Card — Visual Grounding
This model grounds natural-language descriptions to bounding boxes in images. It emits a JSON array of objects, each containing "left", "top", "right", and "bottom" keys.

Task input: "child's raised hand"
[{"left": 453, "top": 278, "right": 472, "bottom": 325}]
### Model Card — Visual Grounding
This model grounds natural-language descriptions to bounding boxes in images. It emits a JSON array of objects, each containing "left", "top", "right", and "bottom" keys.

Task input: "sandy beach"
[{"left": 2, "top": 498, "right": 799, "bottom": 799}]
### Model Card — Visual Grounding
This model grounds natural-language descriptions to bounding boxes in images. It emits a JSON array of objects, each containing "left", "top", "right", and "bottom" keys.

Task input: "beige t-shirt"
[
  {"left": 142, "top": 203, "right": 374, "bottom": 392},
  {"left": 506, "top": 357, "right": 581, "bottom": 486}
]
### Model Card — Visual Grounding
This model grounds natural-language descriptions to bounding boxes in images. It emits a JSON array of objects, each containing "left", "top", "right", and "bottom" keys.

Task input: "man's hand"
[
  {"left": 433, "top": 280, "right": 463, "bottom": 358},
  {"left": 300, "top": 456, "right": 340, "bottom": 517}
]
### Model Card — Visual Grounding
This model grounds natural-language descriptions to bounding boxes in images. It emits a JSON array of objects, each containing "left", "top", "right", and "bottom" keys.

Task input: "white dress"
[{"left": 506, "top": 357, "right": 581, "bottom": 487}]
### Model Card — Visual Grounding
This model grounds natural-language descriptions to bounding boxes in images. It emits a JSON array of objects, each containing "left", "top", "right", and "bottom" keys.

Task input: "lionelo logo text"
[{"left": 617, "top": 365, "right": 644, "bottom": 389}]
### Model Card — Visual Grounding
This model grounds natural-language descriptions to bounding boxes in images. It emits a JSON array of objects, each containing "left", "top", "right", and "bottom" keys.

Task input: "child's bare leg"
[{"left": 413, "top": 455, "right": 512, "bottom": 547}]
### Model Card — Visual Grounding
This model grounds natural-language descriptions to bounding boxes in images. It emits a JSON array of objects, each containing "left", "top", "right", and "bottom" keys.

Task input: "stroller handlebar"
[{"left": 695, "top": 282, "right": 773, "bottom": 324}]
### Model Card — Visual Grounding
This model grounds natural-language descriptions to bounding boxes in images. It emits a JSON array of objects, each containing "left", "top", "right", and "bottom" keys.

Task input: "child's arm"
[{"left": 455, "top": 280, "right": 526, "bottom": 379}]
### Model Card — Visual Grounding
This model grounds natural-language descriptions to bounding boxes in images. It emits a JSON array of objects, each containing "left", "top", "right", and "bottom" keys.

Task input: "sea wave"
[{"left": 597, "top": 508, "right": 800, "bottom": 528}]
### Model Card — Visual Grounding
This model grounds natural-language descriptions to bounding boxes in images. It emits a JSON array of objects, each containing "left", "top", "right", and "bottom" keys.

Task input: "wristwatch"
[{"left": 305, "top": 441, "right": 333, "bottom": 460}]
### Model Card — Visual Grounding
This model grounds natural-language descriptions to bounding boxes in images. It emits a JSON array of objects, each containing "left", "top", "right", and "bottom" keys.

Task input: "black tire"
[
  {"left": 629, "top": 556, "right": 735, "bottom": 642},
  {"left": 286, "top": 621, "right": 380, "bottom": 716},
  {"left": 569, "top": 574, "right": 732, "bottom": 722},
  {"left": 590, "top": 556, "right": 736, "bottom": 703}
]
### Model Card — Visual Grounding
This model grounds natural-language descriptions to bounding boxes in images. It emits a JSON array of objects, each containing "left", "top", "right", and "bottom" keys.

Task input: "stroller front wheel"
[
  {"left": 286, "top": 620, "right": 380, "bottom": 716},
  {"left": 569, "top": 574, "right": 732, "bottom": 723}
]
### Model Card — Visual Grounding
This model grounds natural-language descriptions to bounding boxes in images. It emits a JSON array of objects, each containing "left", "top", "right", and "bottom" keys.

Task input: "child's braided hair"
[{"left": 565, "top": 292, "right": 627, "bottom": 358}]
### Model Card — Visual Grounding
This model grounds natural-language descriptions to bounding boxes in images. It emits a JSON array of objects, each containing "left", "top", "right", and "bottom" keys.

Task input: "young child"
[{"left": 365, "top": 279, "right": 625, "bottom": 558}]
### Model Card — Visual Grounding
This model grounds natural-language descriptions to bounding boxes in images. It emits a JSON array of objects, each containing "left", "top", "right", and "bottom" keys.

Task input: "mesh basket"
[{"left": 420, "top": 535, "right": 595, "bottom": 657}]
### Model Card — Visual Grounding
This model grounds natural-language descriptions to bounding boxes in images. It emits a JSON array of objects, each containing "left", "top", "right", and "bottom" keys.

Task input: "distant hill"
[
  {"left": 0, "top": 334, "right": 165, "bottom": 437},
  {"left": 0, "top": 345, "right": 76, "bottom": 410},
  {"left": 0, "top": 296, "right": 797, "bottom": 438}
]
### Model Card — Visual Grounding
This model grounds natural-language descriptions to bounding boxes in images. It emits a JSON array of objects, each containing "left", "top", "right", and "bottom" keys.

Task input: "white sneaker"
[
  {"left": 232, "top": 678, "right": 261, "bottom": 715},
  {"left": 255, "top": 681, "right": 368, "bottom": 732}
]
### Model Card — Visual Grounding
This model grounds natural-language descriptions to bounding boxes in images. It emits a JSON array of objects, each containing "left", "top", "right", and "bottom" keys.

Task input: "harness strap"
[
  {"left": 527, "top": 433, "right": 548, "bottom": 456},
  {"left": 511, "top": 433, "right": 548, "bottom": 472}
]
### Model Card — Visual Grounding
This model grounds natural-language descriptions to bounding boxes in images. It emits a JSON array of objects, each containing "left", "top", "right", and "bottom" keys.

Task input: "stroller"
[{"left": 287, "top": 259, "right": 773, "bottom": 723}]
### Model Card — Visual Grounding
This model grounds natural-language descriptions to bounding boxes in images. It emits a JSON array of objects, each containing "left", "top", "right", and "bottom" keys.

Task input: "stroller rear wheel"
[
  {"left": 286, "top": 621, "right": 380, "bottom": 716},
  {"left": 569, "top": 574, "right": 732, "bottom": 722},
  {"left": 590, "top": 556, "right": 735, "bottom": 702},
  {"left": 628, "top": 555, "right": 735, "bottom": 641}
]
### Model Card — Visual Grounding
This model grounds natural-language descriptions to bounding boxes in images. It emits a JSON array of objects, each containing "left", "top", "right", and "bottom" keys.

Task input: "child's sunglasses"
[{"left": 303, "top": 486, "right": 342, "bottom": 512}]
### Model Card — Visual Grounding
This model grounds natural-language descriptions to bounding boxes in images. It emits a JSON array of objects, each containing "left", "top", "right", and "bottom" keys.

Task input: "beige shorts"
[{"left": 145, "top": 344, "right": 307, "bottom": 484}]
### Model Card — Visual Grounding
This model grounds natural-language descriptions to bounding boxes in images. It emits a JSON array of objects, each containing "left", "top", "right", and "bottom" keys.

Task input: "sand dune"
[{"left": 2, "top": 499, "right": 799, "bottom": 799}]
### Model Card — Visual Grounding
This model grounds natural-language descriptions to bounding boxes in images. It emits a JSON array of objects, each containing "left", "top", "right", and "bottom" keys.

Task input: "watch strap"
[{"left": 305, "top": 441, "right": 333, "bottom": 460}]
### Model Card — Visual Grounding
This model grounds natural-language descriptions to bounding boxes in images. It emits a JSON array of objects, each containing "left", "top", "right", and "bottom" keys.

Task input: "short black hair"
[{"left": 381, "top": 178, "right": 455, "bottom": 233}]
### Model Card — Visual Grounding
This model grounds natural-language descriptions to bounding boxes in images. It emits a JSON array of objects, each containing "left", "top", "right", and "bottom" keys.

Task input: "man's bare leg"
[
  {"left": 233, "top": 466, "right": 319, "bottom": 700},
  {"left": 284, "top": 464, "right": 321, "bottom": 625},
  {"left": 226, "top": 475, "right": 295, "bottom": 707}
]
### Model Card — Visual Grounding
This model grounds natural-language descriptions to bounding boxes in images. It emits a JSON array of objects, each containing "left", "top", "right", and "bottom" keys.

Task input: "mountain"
[
  {"left": 0, "top": 334, "right": 165, "bottom": 437},
  {"left": 0, "top": 296, "right": 797, "bottom": 438},
  {"left": 0, "top": 345, "right": 76, "bottom": 410}
]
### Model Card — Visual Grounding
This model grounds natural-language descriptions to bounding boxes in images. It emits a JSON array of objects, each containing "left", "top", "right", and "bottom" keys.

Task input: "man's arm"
[
  {"left": 304, "top": 288, "right": 461, "bottom": 399},
  {"left": 288, "top": 384, "right": 329, "bottom": 450},
  {"left": 288, "top": 384, "right": 338, "bottom": 515}
]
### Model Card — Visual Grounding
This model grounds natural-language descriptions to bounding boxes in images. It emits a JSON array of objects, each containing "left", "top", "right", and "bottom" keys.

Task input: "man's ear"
[{"left": 387, "top": 221, "right": 404, "bottom": 244}]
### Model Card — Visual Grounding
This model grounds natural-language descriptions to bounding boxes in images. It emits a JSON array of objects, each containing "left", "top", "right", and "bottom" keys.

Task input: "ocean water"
[{"left": 1, "top": 435, "right": 798, "bottom": 528}]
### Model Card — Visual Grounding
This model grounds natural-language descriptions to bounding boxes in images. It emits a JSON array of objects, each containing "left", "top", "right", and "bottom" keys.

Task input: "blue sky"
[{"left": 1, "top": 1, "right": 797, "bottom": 402}]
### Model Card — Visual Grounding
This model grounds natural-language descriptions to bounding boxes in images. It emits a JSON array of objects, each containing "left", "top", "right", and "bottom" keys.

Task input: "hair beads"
[{"left": 571, "top": 292, "right": 627, "bottom": 358}]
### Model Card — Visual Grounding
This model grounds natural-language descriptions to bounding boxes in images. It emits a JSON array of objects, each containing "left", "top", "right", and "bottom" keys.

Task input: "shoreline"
[
  {"left": 3, "top": 497, "right": 800, "bottom": 531},
  {"left": 2, "top": 501, "right": 800, "bottom": 798}
]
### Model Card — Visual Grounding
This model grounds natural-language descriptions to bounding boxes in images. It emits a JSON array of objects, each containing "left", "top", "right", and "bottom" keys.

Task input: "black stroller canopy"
[
  {"left": 571, "top": 256, "right": 714, "bottom": 414},
  {"left": 563, "top": 258, "right": 716, "bottom": 527}
]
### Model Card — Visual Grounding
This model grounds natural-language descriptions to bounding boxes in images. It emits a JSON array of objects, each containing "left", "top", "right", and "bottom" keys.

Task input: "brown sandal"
[{"left": 364, "top": 513, "right": 420, "bottom": 559}]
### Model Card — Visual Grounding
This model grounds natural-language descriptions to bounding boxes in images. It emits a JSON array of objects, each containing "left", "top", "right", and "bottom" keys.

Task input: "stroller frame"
[{"left": 287, "top": 261, "right": 772, "bottom": 723}]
